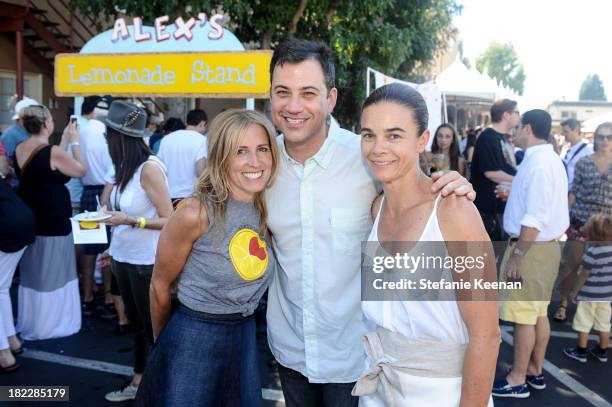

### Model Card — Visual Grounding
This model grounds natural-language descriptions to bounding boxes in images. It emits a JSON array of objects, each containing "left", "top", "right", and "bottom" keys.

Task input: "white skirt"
[
  {"left": 16, "top": 234, "right": 81, "bottom": 340},
  {"left": 16, "top": 279, "right": 81, "bottom": 340}
]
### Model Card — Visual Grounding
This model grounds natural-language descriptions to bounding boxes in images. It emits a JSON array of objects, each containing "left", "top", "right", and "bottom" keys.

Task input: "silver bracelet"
[{"left": 68, "top": 142, "right": 81, "bottom": 148}]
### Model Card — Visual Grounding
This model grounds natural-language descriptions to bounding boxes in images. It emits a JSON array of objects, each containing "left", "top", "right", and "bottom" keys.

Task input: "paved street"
[{"left": 3, "top": 291, "right": 611, "bottom": 407}]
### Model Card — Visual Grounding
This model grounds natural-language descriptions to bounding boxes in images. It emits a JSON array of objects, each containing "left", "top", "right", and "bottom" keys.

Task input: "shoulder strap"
[
  {"left": 568, "top": 142, "right": 587, "bottom": 162},
  {"left": 20, "top": 144, "right": 48, "bottom": 177},
  {"left": 144, "top": 156, "right": 167, "bottom": 179}
]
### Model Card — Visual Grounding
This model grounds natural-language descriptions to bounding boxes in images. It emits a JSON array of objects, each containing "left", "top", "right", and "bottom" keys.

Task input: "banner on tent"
[
  {"left": 369, "top": 68, "right": 442, "bottom": 145},
  {"left": 55, "top": 51, "right": 272, "bottom": 98}
]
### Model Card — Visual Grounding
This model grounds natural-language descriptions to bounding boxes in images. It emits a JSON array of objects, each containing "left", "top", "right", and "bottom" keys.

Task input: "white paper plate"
[{"left": 73, "top": 212, "right": 112, "bottom": 222}]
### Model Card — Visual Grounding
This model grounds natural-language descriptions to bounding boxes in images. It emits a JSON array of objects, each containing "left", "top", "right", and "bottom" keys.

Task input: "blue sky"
[{"left": 453, "top": 0, "right": 612, "bottom": 109}]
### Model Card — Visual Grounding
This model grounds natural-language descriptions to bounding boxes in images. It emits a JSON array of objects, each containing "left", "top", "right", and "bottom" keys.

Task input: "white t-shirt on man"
[
  {"left": 80, "top": 118, "right": 112, "bottom": 186},
  {"left": 157, "top": 129, "right": 207, "bottom": 199}
]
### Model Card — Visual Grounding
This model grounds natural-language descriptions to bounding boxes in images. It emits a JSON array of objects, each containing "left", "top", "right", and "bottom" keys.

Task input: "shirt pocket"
[{"left": 330, "top": 208, "right": 371, "bottom": 256}]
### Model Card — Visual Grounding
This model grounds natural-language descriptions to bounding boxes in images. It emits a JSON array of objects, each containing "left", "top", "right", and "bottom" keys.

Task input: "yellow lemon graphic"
[{"left": 229, "top": 229, "right": 268, "bottom": 281}]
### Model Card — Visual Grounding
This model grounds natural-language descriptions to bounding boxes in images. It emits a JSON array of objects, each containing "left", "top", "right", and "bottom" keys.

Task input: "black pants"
[
  {"left": 111, "top": 260, "right": 153, "bottom": 374},
  {"left": 277, "top": 364, "right": 358, "bottom": 407}
]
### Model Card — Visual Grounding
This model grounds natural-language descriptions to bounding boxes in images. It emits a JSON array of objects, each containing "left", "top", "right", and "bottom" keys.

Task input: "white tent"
[
  {"left": 581, "top": 112, "right": 612, "bottom": 133},
  {"left": 434, "top": 59, "right": 521, "bottom": 102},
  {"left": 434, "top": 59, "right": 497, "bottom": 100}
]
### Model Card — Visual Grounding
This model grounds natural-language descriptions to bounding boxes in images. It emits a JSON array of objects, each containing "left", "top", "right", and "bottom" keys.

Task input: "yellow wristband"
[{"left": 137, "top": 217, "right": 146, "bottom": 228}]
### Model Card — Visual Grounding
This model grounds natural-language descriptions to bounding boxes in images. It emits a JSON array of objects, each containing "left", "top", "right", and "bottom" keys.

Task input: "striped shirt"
[{"left": 577, "top": 244, "right": 612, "bottom": 302}]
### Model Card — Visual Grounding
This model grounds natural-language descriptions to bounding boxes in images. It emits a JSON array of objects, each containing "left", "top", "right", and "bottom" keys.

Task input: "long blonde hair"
[{"left": 195, "top": 109, "right": 280, "bottom": 235}]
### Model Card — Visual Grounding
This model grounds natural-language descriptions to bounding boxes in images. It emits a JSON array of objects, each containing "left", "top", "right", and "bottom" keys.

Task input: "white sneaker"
[{"left": 105, "top": 383, "right": 138, "bottom": 402}]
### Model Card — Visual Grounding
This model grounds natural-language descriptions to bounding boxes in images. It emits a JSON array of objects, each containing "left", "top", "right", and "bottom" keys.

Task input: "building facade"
[{"left": 548, "top": 100, "right": 612, "bottom": 128}]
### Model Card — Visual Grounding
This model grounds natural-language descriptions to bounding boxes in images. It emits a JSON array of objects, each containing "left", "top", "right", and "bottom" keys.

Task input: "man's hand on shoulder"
[{"left": 431, "top": 171, "right": 476, "bottom": 201}]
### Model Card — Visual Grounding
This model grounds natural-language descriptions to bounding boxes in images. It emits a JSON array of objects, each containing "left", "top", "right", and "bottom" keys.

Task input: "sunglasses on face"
[{"left": 595, "top": 134, "right": 612, "bottom": 141}]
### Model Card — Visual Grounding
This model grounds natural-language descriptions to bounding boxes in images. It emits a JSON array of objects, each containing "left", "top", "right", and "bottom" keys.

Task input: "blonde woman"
[{"left": 135, "top": 109, "right": 280, "bottom": 406}]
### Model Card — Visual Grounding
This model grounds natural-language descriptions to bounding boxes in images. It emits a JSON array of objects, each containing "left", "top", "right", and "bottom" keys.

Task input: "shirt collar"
[
  {"left": 280, "top": 117, "right": 338, "bottom": 170},
  {"left": 524, "top": 142, "right": 553, "bottom": 159}
]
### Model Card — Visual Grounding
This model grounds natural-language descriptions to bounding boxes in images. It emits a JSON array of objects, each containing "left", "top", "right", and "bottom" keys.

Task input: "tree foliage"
[
  {"left": 475, "top": 42, "right": 525, "bottom": 96},
  {"left": 579, "top": 74, "right": 607, "bottom": 101},
  {"left": 68, "top": 0, "right": 460, "bottom": 127}
]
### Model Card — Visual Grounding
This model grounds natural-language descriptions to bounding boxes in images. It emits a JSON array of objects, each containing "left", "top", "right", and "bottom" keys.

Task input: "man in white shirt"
[
  {"left": 157, "top": 109, "right": 207, "bottom": 207},
  {"left": 78, "top": 96, "right": 115, "bottom": 317},
  {"left": 492, "top": 110, "right": 569, "bottom": 399},
  {"left": 560, "top": 118, "right": 593, "bottom": 190},
  {"left": 265, "top": 38, "right": 475, "bottom": 407}
]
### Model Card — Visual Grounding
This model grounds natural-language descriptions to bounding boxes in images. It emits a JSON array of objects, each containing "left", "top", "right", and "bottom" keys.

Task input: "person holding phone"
[{"left": 14, "top": 105, "right": 86, "bottom": 340}]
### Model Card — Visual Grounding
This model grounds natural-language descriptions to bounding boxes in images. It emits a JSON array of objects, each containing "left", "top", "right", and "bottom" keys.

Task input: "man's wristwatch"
[{"left": 513, "top": 247, "right": 526, "bottom": 257}]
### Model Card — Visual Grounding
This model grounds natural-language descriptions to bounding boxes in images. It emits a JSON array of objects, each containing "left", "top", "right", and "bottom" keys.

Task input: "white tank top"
[
  {"left": 361, "top": 194, "right": 469, "bottom": 344},
  {"left": 108, "top": 156, "right": 167, "bottom": 265}
]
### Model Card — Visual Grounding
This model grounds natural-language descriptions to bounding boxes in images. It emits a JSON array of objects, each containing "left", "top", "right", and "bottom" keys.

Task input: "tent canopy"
[{"left": 433, "top": 59, "right": 519, "bottom": 102}]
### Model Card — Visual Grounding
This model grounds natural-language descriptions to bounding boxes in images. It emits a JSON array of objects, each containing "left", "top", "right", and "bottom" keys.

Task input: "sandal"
[
  {"left": 10, "top": 347, "right": 22, "bottom": 356},
  {"left": 552, "top": 305, "right": 567, "bottom": 323}
]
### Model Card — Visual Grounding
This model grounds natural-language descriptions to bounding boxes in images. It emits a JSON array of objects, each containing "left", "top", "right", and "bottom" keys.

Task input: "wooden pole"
[{"left": 16, "top": 30, "right": 24, "bottom": 99}]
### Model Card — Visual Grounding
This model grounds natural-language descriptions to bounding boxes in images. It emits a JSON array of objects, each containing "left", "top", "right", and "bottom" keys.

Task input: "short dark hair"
[
  {"left": 270, "top": 38, "right": 335, "bottom": 91},
  {"left": 162, "top": 117, "right": 185, "bottom": 134},
  {"left": 362, "top": 83, "right": 428, "bottom": 137},
  {"left": 522, "top": 109, "right": 551, "bottom": 140},
  {"left": 560, "top": 118, "right": 580, "bottom": 132},
  {"left": 186, "top": 109, "right": 207, "bottom": 126},
  {"left": 490, "top": 99, "right": 517, "bottom": 123},
  {"left": 82, "top": 96, "right": 102, "bottom": 115}
]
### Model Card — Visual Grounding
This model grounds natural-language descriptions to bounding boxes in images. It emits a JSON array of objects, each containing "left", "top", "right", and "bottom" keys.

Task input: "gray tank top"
[{"left": 178, "top": 198, "right": 274, "bottom": 316}]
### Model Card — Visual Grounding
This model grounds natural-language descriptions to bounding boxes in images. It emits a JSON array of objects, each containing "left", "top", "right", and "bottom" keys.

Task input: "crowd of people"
[{"left": 0, "top": 37, "right": 610, "bottom": 406}]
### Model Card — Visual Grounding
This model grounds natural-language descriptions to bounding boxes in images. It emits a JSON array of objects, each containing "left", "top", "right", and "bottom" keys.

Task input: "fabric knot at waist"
[{"left": 352, "top": 326, "right": 466, "bottom": 398}]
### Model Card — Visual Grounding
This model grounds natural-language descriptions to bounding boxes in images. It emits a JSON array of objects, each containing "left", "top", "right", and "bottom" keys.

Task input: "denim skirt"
[{"left": 135, "top": 304, "right": 261, "bottom": 407}]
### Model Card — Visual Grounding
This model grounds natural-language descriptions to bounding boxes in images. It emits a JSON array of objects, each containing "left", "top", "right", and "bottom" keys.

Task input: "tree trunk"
[
  {"left": 289, "top": 0, "right": 308, "bottom": 34},
  {"left": 261, "top": 31, "right": 272, "bottom": 50}
]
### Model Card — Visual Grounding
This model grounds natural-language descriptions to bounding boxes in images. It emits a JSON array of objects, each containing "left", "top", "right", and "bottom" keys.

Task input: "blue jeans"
[
  {"left": 135, "top": 305, "right": 261, "bottom": 406},
  {"left": 277, "top": 364, "right": 358, "bottom": 407}
]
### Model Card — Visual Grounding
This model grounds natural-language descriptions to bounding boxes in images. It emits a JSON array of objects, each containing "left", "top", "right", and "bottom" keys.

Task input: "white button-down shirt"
[
  {"left": 266, "top": 120, "right": 380, "bottom": 383},
  {"left": 504, "top": 143, "right": 569, "bottom": 241},
  {"left": 563, "top": 140, "right": 593, "bottom": 190}
]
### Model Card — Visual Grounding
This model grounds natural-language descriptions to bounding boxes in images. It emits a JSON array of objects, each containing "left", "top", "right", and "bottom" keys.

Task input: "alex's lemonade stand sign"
[
  {"left": 54, "top": 11, "right": 272, "bottom": 98},
  {"left": 55, "top": 51, "right": 272, "bottom": 98}
]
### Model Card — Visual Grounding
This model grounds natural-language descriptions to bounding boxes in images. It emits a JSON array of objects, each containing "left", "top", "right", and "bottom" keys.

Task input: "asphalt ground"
[{"left": 2, "top": 286, "right": 611, "bottom": 407}]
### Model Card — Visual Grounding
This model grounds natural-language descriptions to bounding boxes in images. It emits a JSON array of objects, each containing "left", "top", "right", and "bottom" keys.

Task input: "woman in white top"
[
  {"left": 353, "top": 83, "right": 499, "bottom": 406},
  {"left": 99, "top": 101, "right": 172, "bottom": 403}
]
